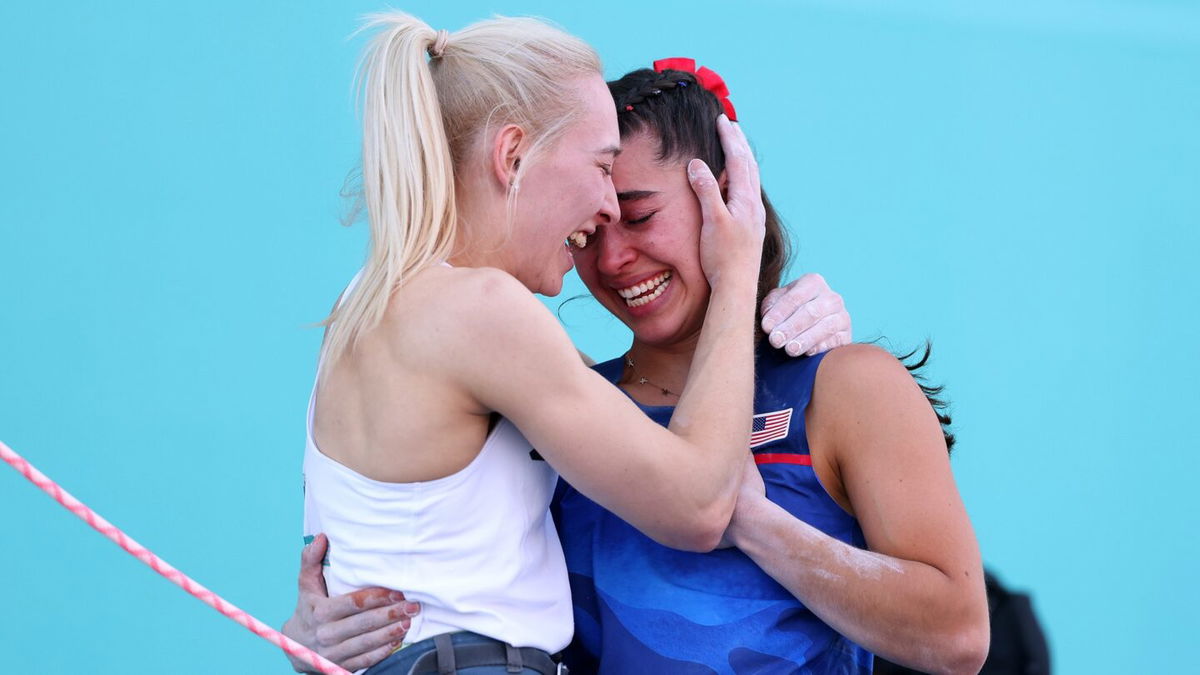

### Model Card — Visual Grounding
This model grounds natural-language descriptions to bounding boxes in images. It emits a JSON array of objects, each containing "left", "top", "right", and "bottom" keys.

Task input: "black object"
[{"left": 873, "top": 569, "right": 1051, "bottom": 674}]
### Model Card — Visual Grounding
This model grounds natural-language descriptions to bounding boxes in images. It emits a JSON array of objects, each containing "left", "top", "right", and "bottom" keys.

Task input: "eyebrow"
[
  {"left": 617, "top": 190, "right": 658, "bottom": 202},
  {"left": 596, "top": 145, "right": 622, "bottom": 157}
]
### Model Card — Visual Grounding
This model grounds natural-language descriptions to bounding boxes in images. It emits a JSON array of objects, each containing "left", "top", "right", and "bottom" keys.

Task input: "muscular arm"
[{"left": 727, "top": 344, "right": 989, "bottom": 674}]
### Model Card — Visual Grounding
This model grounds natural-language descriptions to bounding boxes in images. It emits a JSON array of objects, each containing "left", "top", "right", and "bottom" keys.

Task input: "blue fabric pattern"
[{"left": 552, "top": 343, "right": 874, "bottom": 674}]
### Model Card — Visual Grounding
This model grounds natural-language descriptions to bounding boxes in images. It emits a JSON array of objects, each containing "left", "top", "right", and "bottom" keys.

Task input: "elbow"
[
  {"left": 650, "top": 494, "right": 734, "bottom": 552},
  {"left": 937, "top": 619, "right": 990, "bottom": 675},
  {"left": 672, "top": 496, "right": 735, "bottom": 553}
]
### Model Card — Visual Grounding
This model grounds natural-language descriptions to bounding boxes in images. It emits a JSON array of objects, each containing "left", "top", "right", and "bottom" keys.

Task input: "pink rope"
[{"left": 0, "top": 440, "right": 350, "bottom": 675}]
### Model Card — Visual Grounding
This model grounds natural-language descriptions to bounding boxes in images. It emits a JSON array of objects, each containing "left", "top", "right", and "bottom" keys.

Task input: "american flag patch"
[{"left": 750, "top": 408, "right": 793, "bottom": 448}]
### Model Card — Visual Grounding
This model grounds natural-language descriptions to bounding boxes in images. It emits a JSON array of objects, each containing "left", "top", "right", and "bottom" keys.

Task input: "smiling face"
[
  {"left": 572, "top": 130, "right": 712, "bottom": 347},
  {"left": 505, "top": 74, "right": 621, "bottom": 296}
]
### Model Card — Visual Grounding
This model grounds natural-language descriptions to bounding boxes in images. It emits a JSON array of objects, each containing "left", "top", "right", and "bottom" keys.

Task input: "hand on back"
[{"left": 282, "top": 534, "right": 417, "bottom": 673}]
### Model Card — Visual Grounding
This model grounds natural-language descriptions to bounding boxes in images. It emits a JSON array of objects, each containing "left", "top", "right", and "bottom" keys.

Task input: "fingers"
[
  {"left": 731, "top": 120, "right": 761, "bottom": 196},
  {"left": 316, "top": 601, "right": 418, "bottom": 669},
  {"left": 805, "top": 330, "right": 852, "bottom": 357},
  {"left": 316, "top": 587, "right": 411, "bottom": 624},
  {"left": 687, "top": 158, "right": 725, "bottom": 226},
  {"left": 716, "top": 115, "right": 754, "bottom": 203},
  {"left": 764, "top": 290, "right": 844, "bottom": 349},
  {"left": 298, "top": 534, "right": 330, "bottom": 597},
  {"left": 715, "top": 116, "right": 763, "bottom": 226},
  {"left": 760, "top": 272, "right": 852, "bottom": 356},
  {"left": 773, "top": 307, "right": 851, "bottom": 357},
  {"left": 760, "top": 273, "right": 828, "bottom": 335},
  {"left": 339, "top": 629, "right": 409, "bottom": 673}
]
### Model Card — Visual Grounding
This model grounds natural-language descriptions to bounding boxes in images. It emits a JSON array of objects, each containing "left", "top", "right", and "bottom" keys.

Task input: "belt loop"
[
  {"left": 504, "top": 643, "right": 523, "bottom": 673},
  {"left": 434, "top": 633, "right": 456, "bottom": 674}
]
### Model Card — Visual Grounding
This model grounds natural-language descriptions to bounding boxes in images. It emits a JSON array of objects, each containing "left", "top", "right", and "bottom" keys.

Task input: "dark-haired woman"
[
  {"left": 287, "top": 59, "right": 987, "bottom": 674},
  {"left": 543, "top": 61, "right": 988, "bottom": 675}
]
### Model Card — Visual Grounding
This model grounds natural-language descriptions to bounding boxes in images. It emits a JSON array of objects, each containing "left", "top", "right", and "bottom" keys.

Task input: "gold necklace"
[{"left": 624, "top": 353, "right": 681, "bottom": 398}]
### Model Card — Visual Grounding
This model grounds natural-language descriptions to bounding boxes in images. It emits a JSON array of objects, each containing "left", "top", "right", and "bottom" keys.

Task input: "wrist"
[
  {"left": 728, "top": 494, "right": 775, "bottom": 549},
  {"left": 706, "top": 271, "right": 760, "bottom": 312}
]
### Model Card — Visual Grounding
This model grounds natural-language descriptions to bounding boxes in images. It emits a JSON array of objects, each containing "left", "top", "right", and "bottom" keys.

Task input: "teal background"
[{"left": 1, "top": 1, "right": 1197, "bottom": 672}]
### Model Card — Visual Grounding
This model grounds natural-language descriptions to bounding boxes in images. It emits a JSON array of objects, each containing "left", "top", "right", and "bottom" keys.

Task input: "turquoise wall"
[{"left": 2, "top": 1, "right": 1196, "bottom": 672}]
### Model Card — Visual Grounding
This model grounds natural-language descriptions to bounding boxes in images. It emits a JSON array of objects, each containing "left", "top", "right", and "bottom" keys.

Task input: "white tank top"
[{"left": 301, "top": 269, "right": 573, "bottom": 657}]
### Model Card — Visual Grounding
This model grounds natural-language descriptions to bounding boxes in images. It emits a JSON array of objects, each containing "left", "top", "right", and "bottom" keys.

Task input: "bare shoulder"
[
  {"left": 400, "top": 265, "right": 549, "bottom": 335},
  {"left": 811, "top": 343, "right": 941, "bottom": 452},
  {"left": 397, "top": 265, "right": 573, "bottom": 375},
  {"left": 815, "top": 343, "right": 915, "bottom": 396}
]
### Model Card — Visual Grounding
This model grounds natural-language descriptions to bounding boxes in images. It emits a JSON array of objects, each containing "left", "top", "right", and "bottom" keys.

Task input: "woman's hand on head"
[
  {"left": 690, "top": 115, "right": 766, "bottom": 286},
  {"left": 282, "top": 534, "right": 419, "bottom": 673},
  {"left": 760, "top": 273, "right": 852, "bottom": 356}
]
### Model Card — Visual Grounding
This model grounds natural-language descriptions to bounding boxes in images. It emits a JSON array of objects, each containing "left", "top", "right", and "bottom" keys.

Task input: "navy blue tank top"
[{"left": 552, "top": 343, "right": 874, "bottom": 674}]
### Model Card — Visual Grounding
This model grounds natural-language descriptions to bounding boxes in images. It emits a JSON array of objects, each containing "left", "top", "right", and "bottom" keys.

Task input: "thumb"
[
  {"left": 687, "top": 159, "right": 726, "bottom": 225},
  {"left": 298, "top": 533, "right": 330, "bottom": 597}
]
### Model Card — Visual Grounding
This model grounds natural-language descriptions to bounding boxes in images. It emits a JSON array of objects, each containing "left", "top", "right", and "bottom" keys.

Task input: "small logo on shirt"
[{"left": 750, "top": 408, "right": 793, "bottom": 449}]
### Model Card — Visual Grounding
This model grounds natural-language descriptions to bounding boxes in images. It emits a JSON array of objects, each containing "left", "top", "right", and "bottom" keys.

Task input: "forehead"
[
  {"left": 565, "top": 74, "right": 620, "bottom": 148},
  {"left": 612, "top": 131, "right": 678, "bottom": 191}
]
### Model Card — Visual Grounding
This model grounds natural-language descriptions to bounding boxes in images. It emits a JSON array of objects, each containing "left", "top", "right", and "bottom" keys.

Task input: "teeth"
[
  {"left": 567, "top": 231, "right": 589, "bottom": 248},
  {"left": 617, "top": 272, "right": 669, "bottom": 299},
  {"left": 627, "top": 278, "right": 670, "bottom": 307},
  {"left": 616, "top": 272, "right": 672, "bottom": 307}
]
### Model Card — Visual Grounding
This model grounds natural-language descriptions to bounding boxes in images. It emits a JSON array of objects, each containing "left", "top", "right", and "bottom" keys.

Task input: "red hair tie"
[{"left": 653, "top": 57, "right": 738, "bottom": 121}]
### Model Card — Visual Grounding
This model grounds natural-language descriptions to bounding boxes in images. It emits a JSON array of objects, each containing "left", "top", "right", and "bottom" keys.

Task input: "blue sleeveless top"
[{"left": 552, "top": 343, "right": 874, "bottom": 674}]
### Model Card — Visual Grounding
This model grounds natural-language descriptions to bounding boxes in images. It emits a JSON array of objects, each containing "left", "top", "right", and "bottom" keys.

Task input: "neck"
[
  {"left": 621, "top": 334, "right": 701, "bottom": 405},
  {"left": 447, "top": 178, "right": 512, "bottom": 271}
]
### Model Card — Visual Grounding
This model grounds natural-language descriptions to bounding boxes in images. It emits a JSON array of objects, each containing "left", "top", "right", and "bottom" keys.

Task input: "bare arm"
[
  {"left": 726, "top": 344, "right": 989, "bottom": 674},
  {"left": 428, "top": 117, "right": 765, "bottom": 551}
]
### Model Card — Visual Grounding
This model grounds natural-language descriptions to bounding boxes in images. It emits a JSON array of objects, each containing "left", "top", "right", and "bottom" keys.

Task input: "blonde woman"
[{"left": 291, "top": 12, "right": 850, "bottom": 675}]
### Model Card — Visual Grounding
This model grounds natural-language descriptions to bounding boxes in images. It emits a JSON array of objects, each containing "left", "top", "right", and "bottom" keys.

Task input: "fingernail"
[
  {"left": 786, "top": 341, "right": 802, "bottom": 356},
  {"left": 769, "top": 330, "right": 785, "bottom": 348},
  {"left": 402, "top": 601, "right": 421, "bottom": 616},
  {"left": 389, "top": 591, "right": 405, "bottom": 602},
  {"left": 687, "top": 159, "right": 701, "bottom": 178}
]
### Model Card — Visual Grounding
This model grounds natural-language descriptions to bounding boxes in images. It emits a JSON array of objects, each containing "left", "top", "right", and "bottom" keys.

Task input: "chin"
[{"left": 539, "top": 275, "right": 564, "bottom": 297}]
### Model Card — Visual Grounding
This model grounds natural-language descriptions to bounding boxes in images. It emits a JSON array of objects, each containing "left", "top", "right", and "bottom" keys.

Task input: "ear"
[
  {"left": 490, "top": 124, "right": 527, "bottom": 191},
  {"left": 717, "top": 169, "right": 730, "bottom": 202}
]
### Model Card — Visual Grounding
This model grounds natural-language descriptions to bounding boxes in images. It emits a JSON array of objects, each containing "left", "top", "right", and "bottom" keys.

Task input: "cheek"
[{"left": 572, "top": 248, "right": 600, "bottom": 284}]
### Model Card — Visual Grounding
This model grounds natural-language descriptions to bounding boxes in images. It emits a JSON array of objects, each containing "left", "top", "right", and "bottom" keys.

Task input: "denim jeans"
[{"left": 364, "top": 631, "right": 560, "bottom": 675}]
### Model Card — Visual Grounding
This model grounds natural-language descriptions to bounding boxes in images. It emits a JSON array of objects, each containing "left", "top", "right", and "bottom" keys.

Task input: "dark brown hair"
[
  {"left": 608, "top": 68, "right": 788, "bottom": 321},
  {"left": 609, "top": 67, "right": 956, "bottom": 453}
]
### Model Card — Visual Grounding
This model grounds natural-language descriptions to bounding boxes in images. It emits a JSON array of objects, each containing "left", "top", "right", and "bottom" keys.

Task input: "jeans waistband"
[{"left": 365, "top": 631, "right": 566, "bottom": 675}]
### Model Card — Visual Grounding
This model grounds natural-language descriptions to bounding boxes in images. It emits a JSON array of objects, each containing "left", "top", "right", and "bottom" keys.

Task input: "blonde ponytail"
[
  {"left": 322, "top": 12, "right": 601, "bottom": 366},
  {"left": 322, "top": 12, "right": 456, "bottom": 366}
]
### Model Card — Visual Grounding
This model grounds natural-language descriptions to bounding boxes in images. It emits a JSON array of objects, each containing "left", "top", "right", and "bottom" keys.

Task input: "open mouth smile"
[{"left": 617, "top": 272, "right": 671, "bottom": 307}]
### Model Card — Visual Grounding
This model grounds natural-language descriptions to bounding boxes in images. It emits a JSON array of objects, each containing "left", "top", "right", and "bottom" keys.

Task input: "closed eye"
[{"left": 626, "top": 211, "right": 656, "bottom": 225}]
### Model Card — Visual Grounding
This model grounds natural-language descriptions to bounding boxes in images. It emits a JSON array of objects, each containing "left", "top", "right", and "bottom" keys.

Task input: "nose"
[
  {"left": 595, "top": 221, "right": 637, "bottom": 277},
  {"left": 596, "top": 181, "right": 619, "bottom": 228}
]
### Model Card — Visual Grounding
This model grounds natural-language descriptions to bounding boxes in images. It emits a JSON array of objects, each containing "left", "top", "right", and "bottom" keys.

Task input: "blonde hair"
[{"left": 322, "top": 11, "right": 602, "bottom": 366}]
